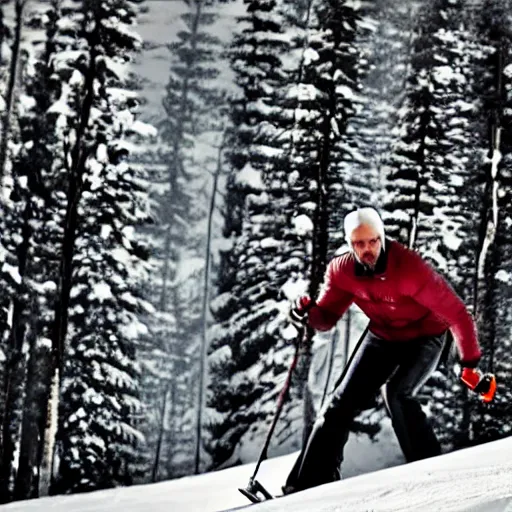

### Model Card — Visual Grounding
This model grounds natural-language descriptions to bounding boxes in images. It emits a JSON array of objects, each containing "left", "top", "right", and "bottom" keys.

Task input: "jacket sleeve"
[
  {"left": 309, "top": 258, "right": 354, "bottom": 331},
  {"left": 407, "top": 253, "right": 481, "bottom": 365}
]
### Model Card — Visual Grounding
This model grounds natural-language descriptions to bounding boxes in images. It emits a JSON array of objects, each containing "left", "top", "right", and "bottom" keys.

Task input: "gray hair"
[{"left": 344, "top": 207, "right": 386, "bottom": 250}]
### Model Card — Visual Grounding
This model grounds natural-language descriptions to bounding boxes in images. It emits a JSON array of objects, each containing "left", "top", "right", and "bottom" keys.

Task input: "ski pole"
[
  {"left": 239, "top": 332, "right": 305, "bottom": 503},
  {"left": 331, "top": 322, "right": 369, "bottom": 391},
  {"left": 239, "top": 303, "right": 314, "bottom": 503},
  {"left": 249, "top": 331, "right": 304, "bottom": 482}
]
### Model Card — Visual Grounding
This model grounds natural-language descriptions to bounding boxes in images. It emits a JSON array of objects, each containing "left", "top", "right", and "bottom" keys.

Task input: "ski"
[{"left": 238, "top": 479, "right": 274, "bottom": 504}]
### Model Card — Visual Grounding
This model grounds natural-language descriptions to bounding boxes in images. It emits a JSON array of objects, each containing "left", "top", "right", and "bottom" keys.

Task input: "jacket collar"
[{"left": 354, "top": 241, "right": 389, "bottom": 277}]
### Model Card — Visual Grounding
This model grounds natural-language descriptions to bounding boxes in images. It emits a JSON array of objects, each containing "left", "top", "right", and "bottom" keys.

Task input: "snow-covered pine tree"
[
  {"left": 206, "top": 0, "right": 303, "bottom": 468},
  {"left": 137, "top": 0, "right": 228, "bottom": 478},
  {"left": 343, "top": 0, "right": 418, "bottom": 217},
  {"left": 0, "top": 0, "right": 155, "bottom": 497},
  {"left": 0, "top": 0, "right": 62, "bottom": 501},
  {"left": 57, "top": 136, "right": 152, "bottom": 493},
  {"left": 381, "top": 0, "right": 489, "bottom": 288},
  {"left": 381, "top": 0, "right": 445, "bottom": 247},
  {"left": 465, "top": 0, "right": 512, "bottom": 446},
  {"left": 2, "top": 2, "right": 71, "bottom": 500}
]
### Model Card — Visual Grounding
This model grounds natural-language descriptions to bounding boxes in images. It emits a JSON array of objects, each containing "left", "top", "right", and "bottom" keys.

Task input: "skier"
[{"left": 284, "top": 207, "right": 495, "bottom": 494}]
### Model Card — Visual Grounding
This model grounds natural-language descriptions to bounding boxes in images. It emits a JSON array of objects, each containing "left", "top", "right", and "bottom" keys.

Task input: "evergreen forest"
[{"left": 0, "top": 0, "right": 510, "bottom": 503}]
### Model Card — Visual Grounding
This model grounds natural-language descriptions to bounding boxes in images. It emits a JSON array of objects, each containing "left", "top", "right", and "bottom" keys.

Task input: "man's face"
[{"left": 350, "top": 224, "right": 382, "bottom": 269}]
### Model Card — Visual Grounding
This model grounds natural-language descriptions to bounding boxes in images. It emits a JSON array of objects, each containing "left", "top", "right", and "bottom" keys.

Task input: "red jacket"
[{"left": 309, "top": 240, "right": 481, "bottom": 364}]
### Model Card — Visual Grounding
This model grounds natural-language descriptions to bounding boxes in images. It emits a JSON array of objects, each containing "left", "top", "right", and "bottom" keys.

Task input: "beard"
[
  {"left": 362, "top": 257, "right": 376, "bottom": 269},
  {"left": 357, "top": 249, "right": 380, "bottom": 269}
]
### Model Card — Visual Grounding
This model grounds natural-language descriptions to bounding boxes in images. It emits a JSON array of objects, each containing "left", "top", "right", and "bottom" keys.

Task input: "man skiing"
[{"left": 284, "top": 207, "right": 495, "bottom": 494}]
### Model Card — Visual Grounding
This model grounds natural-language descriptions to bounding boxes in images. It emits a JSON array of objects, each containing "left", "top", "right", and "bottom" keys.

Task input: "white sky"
[{"left": 3, "top": 435, "right": 511, "bottom": 512}]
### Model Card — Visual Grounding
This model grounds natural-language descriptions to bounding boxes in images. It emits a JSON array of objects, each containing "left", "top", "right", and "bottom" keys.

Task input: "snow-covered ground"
[{"left": 3, "top": 435, "right": 512, "bottom": 512}]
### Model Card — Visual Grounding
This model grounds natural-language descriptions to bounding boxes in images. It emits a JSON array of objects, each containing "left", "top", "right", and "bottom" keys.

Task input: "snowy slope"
[{"left": 3, "top": 436, "right": 512, "bottom": 512}]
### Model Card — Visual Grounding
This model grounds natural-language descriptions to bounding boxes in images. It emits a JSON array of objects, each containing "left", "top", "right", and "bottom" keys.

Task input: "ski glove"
[
  {"left": 460, "top": 367, "right": 496, "bottom": 403},
  {"left": 288, "top": 296, "right": 313, "bottom": 329}
]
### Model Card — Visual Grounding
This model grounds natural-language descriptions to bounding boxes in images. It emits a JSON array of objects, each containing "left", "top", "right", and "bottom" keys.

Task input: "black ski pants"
[{"left": 285, "top": 329, "right": 445, "bottom": 492}]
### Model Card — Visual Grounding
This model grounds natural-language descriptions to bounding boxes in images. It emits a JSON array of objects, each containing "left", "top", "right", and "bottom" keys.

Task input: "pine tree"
[
  {"left": 57, "top": 139, "right": 152, "bottom": 493},
  {"left": 4, "top": 2, "right": 67, "bottom": 499},
  {"left": 138, "top": 0, "right": 228, "bottom": 478},
  {"left": 206, "top": 0, "right": 297, "bottom": 468},
  {"left": 0, "top": 0, "right": 155, "bottom": 499},
  {"left": 41, "top": 0, "right": 154, "bottom": 494},
  {"left": 465, "top": 0, "right": 512, "bottom": 446},
  {"left": 346, "top": 0, "right": 417, "bottom": 215},
  {"left": 0, "top": 0, "right": 61, "bottom": 500}
]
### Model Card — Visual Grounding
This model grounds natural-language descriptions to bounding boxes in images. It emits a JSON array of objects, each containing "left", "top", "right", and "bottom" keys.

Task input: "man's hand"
[
  {"left": 288, "top": 296, "right": 313, "bottom": 329},
  {"left": 460, "top": 366, "right": 497, "bottom": 403}
]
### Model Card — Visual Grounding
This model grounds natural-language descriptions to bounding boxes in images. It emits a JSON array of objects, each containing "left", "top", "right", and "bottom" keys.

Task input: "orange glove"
[{"left": 460, "top": 367, "right": 497, "bottom": 403}]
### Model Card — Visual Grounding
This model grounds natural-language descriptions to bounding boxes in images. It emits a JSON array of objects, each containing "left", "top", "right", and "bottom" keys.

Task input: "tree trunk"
[
  {"left": 37, "top": 12, "right": 101, "bottom": 497},
  {"left": 297, "top": 70, "right": 337, "bottom": 445},
  {"left": 38, "top": 369, "right": 59, "bottom": 496},
  {"left": 151, "top": 385, "right": 169, "bottom": 482},
  {"left": 13, "top": 323, "right": 52, "bottom": 500},
  {"left": 0, "top": 7, "right": 5, "bottom": 62},
  {"left": 194, "top": 129, "right": 224, "bottom": 474},
  {"left": 0, "top": 351, "right": 25, "bottom": 503},
  {"left": 464, "top": 39, "right": 506, "bottom": 444},
  {"left": 0, "top": 0, "right": 25, "bottom": 181},
  {"left": 409, "top": 107, "right": 430, "bottom": 249},
  {"left": 167, "top": 381, "right": 177, "bottom": 478},
  {"left": 0, "top": 199, "right": 34, "bottom": 502}
]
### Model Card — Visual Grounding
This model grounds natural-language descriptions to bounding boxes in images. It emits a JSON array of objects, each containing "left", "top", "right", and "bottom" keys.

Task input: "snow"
[
  {"left": 235, "top": 163, "right": 264, "bottom": 190},
  {"left": 260, "top": 238, "right": 281, "bottom": 249},
  {"left": 1, "top": 262, "right": 22, "bottom": 284},
  {"left": 292, "top": 214, "right": 313, "bottom": 236},
  {"left": 89, "top": 282, "right": 113, "bottom": 302},
  {"left": 209, "top": 345, "right": 232, "bottom": 366},
  {"left": 287, "top": 83, "right": 323, "bottom": 101},
  {"left": 36, "top": 337, "right": 52, "bottom": 349},
  {"left": 121, "top": 318, "right": 149, "bottom": 340},
  {"left": 129, "top": 119, "right": 158, "bottom": 138},
  {"left": 495, "top": 270, "right": 511, "bottom": 284},
  {"left": 442, "top": 229, "right": 463, "bottom": 251},
  {"left": 3, "top": 437, "right": 511, "bottom": 512},
  {"left": 111, "top": 247, "right": 132, "bottom": 265},
  {"left": 280, "top": 277, "right": 308, "bottom": 302},
  {"left": 177, "top": 256, "right": 205, "bottom": 282},
  {"left": 303, "top": 47, "right": 319, "bottom": 66}
]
